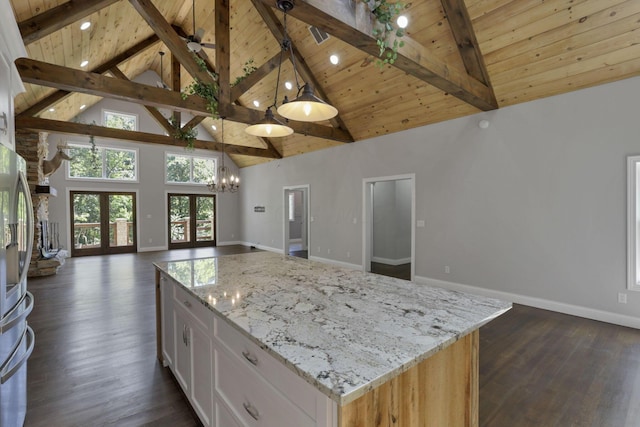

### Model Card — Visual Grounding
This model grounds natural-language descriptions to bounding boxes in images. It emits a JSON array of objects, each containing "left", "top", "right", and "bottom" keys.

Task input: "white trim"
[
  {"left": 283, "top": 185, "right": 310, "bottom": 256},
  {"left": 138, "top": 245, "right": 168, "bottom": 252},
  {"left": 164, "top": 151, "right": 217, "bottom": 186},
  {"left": 371, "top": 256, "right": 411, "bottom": 266},
  {"left": 66, "top": 142, "right": 139, "bottom": 183},
  {"left": 415, "top": 275, "right": 640, "bottom": 330},
  {"left": 289, "top": 238, "right": 302, "bottom": 244},
  {"left": 308, "top": 256, "right": 361, "bottom": 271},
  {"left": 627, "top": 156, "right": 640, "bottom": 291},
  {"left": 362, "top": 174, "right": 416, "bottom": 280},
  {"left": 239, "top": 242, "right": 282, "bottom": 253},
  {"left": 216, "top": 240, "right": 243, "bottom": 246}
]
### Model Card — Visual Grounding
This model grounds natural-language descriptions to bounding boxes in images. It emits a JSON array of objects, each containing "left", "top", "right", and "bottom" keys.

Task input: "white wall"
[
  {"left": 45, "top": 71, "right": 241, "bottom": 252},
  {"left": 239, "top": 76, "right": 640, "bottom": 327}
]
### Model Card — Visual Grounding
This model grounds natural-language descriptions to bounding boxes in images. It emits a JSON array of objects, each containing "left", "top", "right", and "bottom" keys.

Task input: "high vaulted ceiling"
[{"left": 10, "top": 0, "right": 640, "bottom": 168}]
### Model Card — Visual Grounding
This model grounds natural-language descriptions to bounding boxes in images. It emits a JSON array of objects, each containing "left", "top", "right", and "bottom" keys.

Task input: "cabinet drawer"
[
  {"left": 215, "top": 317, "right": 318, "bottom": 418},
  {"left": 215, "top": 347, "right": 315, "bottom": 427},
  {"left": 172, "top": 280, "right": 212, "bottom": 331}
]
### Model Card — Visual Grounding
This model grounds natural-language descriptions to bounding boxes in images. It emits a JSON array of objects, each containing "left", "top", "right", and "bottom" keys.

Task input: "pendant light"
[
  {"left": 208, "top": 119, "right": 239, "bottom": 193},
  {"left": 274, "top": 0, "right": 338, "bottom": 123},
  {"left": 245, "top": 3, "right": 293, "bottom": 138}
]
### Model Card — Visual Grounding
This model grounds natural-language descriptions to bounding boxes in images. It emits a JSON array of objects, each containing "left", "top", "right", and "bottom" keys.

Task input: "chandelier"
[{"left": 207, "top": 118, "right": 239, "bottom": 193}]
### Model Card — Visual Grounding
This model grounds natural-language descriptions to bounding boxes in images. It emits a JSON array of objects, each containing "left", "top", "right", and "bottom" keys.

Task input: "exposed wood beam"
[
  {"left": 230, "top": 52, "right": 282, "bottom": 103},
  {"left": 440, "top": 0, "right": 493, "bottom": 87},
  {"left": 251, "top": 0, "right": 353, "bottom": 136},
  {"left": 109, "top": 66, "right": 174, "bottom": 135},
  {"left": 183, "top": 115, "right": 206, "bottom": 130},
  {"left": 260, "top": 0, "right": 497, "bottom": 111},
  {"left": 15, "top": 117, "right": 278, "bottom": 159},
  {"left": 18, "top": 0, "right": 121, "bottom": 45},
  {"left": 16, "top": 58, "right": 212, "bottom": 116},
  {"left": 17, "top": 34, "right": 160, "bottom": 118},
  {"left": 215, "top": 0, "right": 231, "bottom": 107},
  {"left": 171, "top": 52, "right": 181, "bottom": 126},
  {"left": 128, "top": 0, "right": 216, "bottom": 92}
]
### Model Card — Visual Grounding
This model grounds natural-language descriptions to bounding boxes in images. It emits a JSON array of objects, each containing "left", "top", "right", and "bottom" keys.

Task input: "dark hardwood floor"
[
  {"left": 370, "top": 261, "right": 411, "bottom": 280},
  {"left": 24, "top": 247, "right": 640, "bottom": 426}
]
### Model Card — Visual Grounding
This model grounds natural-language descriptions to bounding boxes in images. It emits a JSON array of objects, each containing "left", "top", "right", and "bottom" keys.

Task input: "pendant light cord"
[{"left": 283, "top": 13, "right": 302, "bottom": 95}]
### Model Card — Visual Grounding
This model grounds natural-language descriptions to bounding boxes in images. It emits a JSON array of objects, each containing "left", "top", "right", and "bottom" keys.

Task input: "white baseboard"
[
  {"left": 309, "top": 256, "right": 361, "bottom": 270},
  {"left": 217, "top": 241, "right": 244, "bottom": 246},
  {"left": 239, "top": 241, "right": 282, "bottom": 254},
  {"left": 371, "top": 256, "right": 411, "bottom": 266},
  {"left": 414, "top": 275, "right": 640, "bottom": 330},
  {"left": 138, "top": 245, "right": 168, "bottom": 252}
]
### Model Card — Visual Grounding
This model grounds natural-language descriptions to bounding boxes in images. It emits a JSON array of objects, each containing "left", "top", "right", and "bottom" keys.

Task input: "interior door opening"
[
  {"left": 284, "top": 186, "right": 309, "bottom": 259},
  {"left": 363, "top": 175, "right": 415, "bottom": 281}
]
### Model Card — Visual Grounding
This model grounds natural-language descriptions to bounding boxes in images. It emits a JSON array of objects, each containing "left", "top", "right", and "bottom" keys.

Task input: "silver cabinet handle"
[
  {"left": 184, "top": 325, "right": 189, "bottom": 346},
  {"left": 183, "top": 300, "right": 192, "bottom": 308},
  {"left": 242, "top": 350, "right": 258, "bottom": 366},
  {"left": 243, "top": 402, "right": 260, "bottom": 421},
  {"left": 0, "top": 112, "right": 7, "bottom": 135},
  {"left": 182, "top": 325, "right": 187, "bottom": 345},
  {"left": 17, "top": 171, "right": 34, "bottom": 285},
  {"left": 1, "top": 325, "right": 35, "bottom": 384}
]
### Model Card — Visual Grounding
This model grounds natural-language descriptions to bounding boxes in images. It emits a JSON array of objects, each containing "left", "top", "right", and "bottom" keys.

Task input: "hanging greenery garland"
[{"left": 360, "top": 0, "right": 407, "bottom": 67}]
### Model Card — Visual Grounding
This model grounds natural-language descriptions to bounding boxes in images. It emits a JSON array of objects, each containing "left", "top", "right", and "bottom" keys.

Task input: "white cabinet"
[{"left": 158, "top": 272, "right": 336, "bottom": 427}]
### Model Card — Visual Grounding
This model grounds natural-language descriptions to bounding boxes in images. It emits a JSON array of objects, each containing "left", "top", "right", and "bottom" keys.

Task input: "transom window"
[
  {"left": 166, "top": 153, "right": 216, "bottom": 185},
  {"left": 103, "top": 110, "right": 137, "bottom": 131},
  {"left": 627, "top": 156, "right": 640, "bottom": 291},
  {"left": 67, "top": 143, "right": 137, "bottom": 181}
]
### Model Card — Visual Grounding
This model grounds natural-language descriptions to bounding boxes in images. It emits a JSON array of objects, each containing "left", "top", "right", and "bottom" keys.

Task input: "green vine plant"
[
  {"left": 360, "top": 0, "right": 407, "bottom": 67},
  {"left": 169, "top": 115, "right": 198, "bottom": 150},
  {"left": 182, "top": 56, "right": 258, "bottom": 117}
]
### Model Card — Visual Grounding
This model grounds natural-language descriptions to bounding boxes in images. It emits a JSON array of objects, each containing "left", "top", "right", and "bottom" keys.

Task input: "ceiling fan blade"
[
  {"left": 200, "top": 42, "right": 216, "bottom": 49},
  {"left": 194, "top": 28, "right": 205, "bottom": 43}
]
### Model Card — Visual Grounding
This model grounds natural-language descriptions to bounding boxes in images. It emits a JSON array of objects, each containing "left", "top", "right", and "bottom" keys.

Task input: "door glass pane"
[
  {"left": 73, "top": 193, "right": 101, "bottom": 249},
  {"left": 195, "top": 196, "right": 214, "bottom": 242},
  {"left": 108, "top": 194, "right": 134, "bottom": 248},
  {"left": 170, "top": 195, "right": 191, "bottom": 244}
]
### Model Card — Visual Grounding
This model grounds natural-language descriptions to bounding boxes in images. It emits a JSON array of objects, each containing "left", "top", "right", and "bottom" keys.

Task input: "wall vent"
[{"left": 308, "top": 26, "right": 329, "bottom": 45}]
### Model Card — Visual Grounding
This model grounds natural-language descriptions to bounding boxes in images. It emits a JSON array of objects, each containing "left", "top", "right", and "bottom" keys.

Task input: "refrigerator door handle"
[
  {"left": 0, "top": 291, "right": 33, "bottom": 334},
  {"left": 0, "top": 325, "right": 35, "bottom": 385},
  {"left": 16, "top": 171, "right": 34, "bottom": 286}
]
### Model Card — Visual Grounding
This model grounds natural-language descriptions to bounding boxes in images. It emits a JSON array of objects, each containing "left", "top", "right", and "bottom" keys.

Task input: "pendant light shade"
[
  {"left": 277, "top": 84, "right": 338, "bottom": 122},
  {"left": 245, "top": 107, "right": 293, "bottom": 137}
]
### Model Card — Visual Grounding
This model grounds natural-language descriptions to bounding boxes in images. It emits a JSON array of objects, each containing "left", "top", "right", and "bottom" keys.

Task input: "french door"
[
  {"left": 168, "top": 194, "right": 216, "bottom": 249},
  {"left": 70, "top": 191, "right": 137, "bottom": 257}
]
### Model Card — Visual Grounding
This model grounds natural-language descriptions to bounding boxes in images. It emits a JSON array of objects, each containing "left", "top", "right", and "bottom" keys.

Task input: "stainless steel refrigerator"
[{"left": 0, "top": 145, "right": 34, "bottom": 427}]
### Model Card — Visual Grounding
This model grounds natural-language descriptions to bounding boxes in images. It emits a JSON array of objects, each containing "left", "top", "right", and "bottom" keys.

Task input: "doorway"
[
  {"left": 70, "top": 191, "right": 137, "bottom": 257},
  {"left": 363, "top": 175, "right": 415, "bottom": 281},
  {"left": 284, "top": 186, "right": 309, "bottom": 259},
  {"left": 168, "top": 193, "right": 216, "bottom": 249}
]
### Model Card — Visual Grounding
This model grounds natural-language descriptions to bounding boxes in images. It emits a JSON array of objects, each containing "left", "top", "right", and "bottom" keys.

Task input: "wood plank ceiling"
[{"left": 9, "top": 0, "right": 640, "bottom": 168}]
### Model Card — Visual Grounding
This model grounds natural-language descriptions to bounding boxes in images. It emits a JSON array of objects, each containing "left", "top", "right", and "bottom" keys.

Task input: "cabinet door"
[
  {"left": 173, "top": 306, "right": 191, "bottom": 394},
  {"left": 160, "top": 277, "right": 175, "bottom": 368},
  {"left": 191, "top": 323, "right": 213, "bottom": 427},
  {"left": 216, "top": 401, "right": 243, "bottom": 427},
  {"left": 0, "top": 54, "right": 12, "bottom": 149}
]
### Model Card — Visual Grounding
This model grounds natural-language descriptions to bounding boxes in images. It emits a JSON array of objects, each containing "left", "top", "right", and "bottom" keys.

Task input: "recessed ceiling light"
[
  {"left": 211, "top": 125, "right": 217, "bottom": 131},
  {"left": 48, "top": 108, "right": 55, "bottom": 112},
  {"left": 80, "top": 60, "right": 89, "bottom": 67},
  {"left": 253, "top": 100, "right": 260, "bottom": 107},
  {"left": 285, "top": 81, "right": 293, "bottom": 90},
  {"left": 80, "top": 104, "right": 86, "bottom": 110},
  {"left": 80, "top": 22, "right": 91, "bottom": 30},
  {"left": 329, "top": 54, "right": 339, "bottom": 65},
  {"left": 397, "top": 15, "right": 408, "bottom": 29}
]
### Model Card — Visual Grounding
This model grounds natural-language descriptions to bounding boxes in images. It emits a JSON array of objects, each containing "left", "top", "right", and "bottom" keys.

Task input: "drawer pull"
[
  {"left": 243, "top": 402, "right": 260, "bottom": 421},
  {"left": 183, "top": 300, "right": 192, "bottom": 308},
  {"left": 242, "top": 351, "right": 258, "bottom": 366}
]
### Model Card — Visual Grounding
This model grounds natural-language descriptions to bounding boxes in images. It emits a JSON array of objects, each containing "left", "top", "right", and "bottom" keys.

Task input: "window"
[
  {"left": 288, "top": 192, "right": 295, "bottom": 221},
  {"left": 68, "top": 143, "right": 137, "bottom": 181},
  {"left": 627, "top": 156, "right": 640, "bottom": 291},
  {"left": 103, "top": 110, "right": 137, "bottom": 131},
  {"left": 166, "top": 153, "right": 216, "bottom": 185}
]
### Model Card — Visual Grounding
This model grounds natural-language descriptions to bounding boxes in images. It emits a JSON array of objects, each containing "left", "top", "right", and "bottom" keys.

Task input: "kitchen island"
[{"left": 154, "top": 251, "right": 510, "bottom": 427}]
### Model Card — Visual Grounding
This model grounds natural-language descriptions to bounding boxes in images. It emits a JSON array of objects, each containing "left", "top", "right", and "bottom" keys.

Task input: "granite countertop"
[{"left": 154, "top": 251, "right": 511, "bottom": 405}]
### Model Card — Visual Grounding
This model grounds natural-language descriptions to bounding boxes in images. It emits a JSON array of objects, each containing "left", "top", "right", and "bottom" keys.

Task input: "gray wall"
[
  {"left": 239, "top": 76, "right": 640, "bottom": 326},
  {"left": 45, "top": 71, "right": 240, "bottom": 252}
]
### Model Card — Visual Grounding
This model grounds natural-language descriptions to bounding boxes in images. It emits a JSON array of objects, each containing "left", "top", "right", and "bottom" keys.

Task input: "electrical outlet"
[
  {"left": 346, "top": 251, "right": 351, "bottom": 258},
  {"left": 317, "top": 246, "right": 321, "bottom": 253},
  {"left": 148, "top": 238, "right": 152, "bottom": 244},
  {"left": 445, "top": 265, "right": 450, "bottom": 274},
  {"left": 618, "top": 293, "right": 628, "bottom": 304},
  {"left": 327, "top": 248, "right": 331, "bottom": 254}
]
